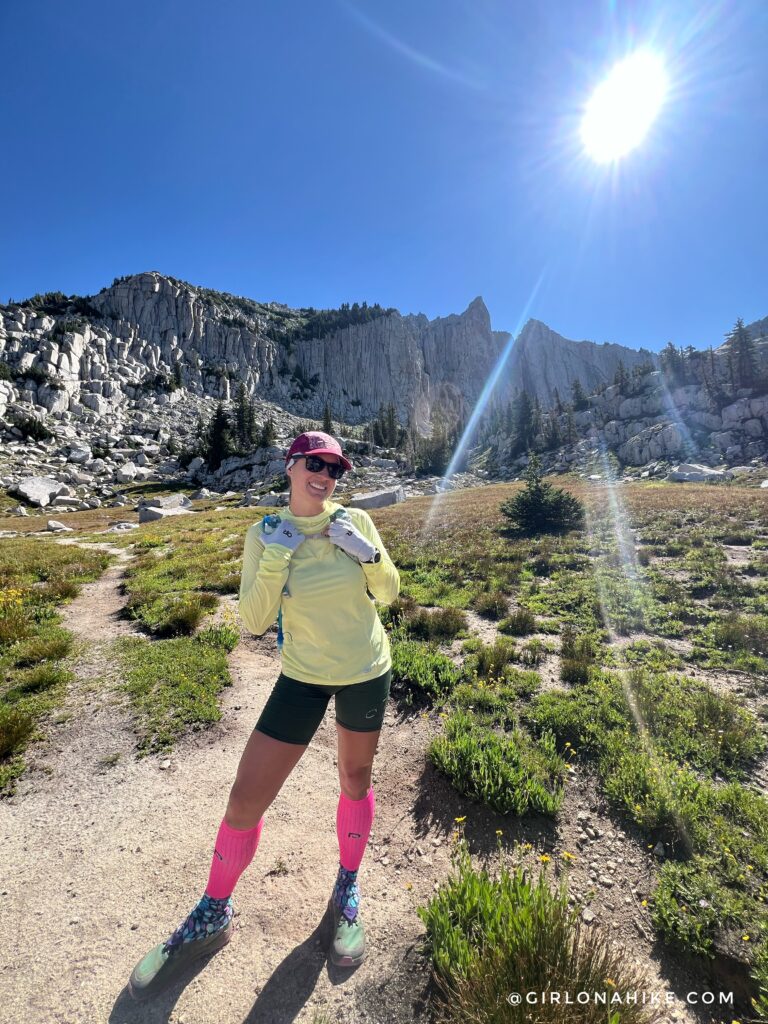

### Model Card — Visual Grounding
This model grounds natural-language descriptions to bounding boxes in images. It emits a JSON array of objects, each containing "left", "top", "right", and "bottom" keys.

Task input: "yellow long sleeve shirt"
[{"left": 238, "top": 499, "right": 400, "bottom": 686}]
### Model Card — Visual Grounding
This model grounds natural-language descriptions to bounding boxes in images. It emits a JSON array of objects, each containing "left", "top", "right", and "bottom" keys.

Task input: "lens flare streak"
[{"left": 420, "top": 269, "right": 548, "bottom": 537}]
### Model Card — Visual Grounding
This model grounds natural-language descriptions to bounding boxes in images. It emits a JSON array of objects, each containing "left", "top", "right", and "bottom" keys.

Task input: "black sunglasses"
[{"left": 296, "top": 453, "right": 346, "bottom": 480}]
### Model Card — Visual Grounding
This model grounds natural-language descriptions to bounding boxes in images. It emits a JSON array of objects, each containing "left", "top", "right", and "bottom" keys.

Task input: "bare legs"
[
  {"left": 335, "top": 722, "right": 381, "bottom": 799},
  {"left": 224, "top": 729, "right": 309, "bottom": 829}
]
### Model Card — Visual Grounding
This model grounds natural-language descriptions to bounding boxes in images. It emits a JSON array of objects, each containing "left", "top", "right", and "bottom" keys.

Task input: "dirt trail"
[
  {"left": 0, "top": 547, "right": 746, "bottom": 1024},
  {"left": 0, "top": 547, "right": 446, "bottom": 1024}
]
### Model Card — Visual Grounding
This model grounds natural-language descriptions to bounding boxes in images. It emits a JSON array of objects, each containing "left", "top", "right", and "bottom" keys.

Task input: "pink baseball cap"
[{"left": 285, "top": 431, "right": 353, "bottom": 471}]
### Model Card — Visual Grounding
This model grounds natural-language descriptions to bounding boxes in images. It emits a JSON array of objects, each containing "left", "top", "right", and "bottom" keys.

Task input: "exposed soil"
[{"left": 0, "top": 544, "right": 761, "bottom": 1023}]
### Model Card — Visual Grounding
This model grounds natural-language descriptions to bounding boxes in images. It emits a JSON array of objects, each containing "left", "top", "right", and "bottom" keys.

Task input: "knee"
[
  {"left": 338, "top": 763, "right": 372, "bottom": 801},
  {"left": 225, "top": 779, "right": 265, "bottom": 829}
]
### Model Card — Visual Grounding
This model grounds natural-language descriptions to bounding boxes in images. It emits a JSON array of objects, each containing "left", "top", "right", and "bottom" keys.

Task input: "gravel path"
[{"left": 0, "top": 548, "right": 446, "bottom": 1024}]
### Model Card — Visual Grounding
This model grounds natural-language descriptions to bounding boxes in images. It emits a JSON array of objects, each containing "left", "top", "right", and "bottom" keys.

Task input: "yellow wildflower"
[{"left": 454, "top": 816, "right": 466, "bottom": 823}]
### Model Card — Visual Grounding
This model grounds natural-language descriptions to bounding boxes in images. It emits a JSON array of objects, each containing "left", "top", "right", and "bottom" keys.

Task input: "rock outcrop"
[
  {"left": 505, "top": 319, "right": 657, "bottom": 409},
  {"left": 1, "top": 272, "right": 767, "bottom": 512}
]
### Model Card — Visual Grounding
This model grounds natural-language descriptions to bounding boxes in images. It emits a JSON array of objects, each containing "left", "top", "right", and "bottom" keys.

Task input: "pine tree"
[
  {"left": 500, "top": 453, "right": 584, "bottom": 535},
  {"left": 613, "top": 361, "right": 629, "bottom": 390},
  {"left": 246, "top": 399, "right": 259, "bottom": 447},
  {"left": 206, "top": 402, "right": 235, "bottom": 471},
  {"left": 660, "top": 342, "right": 684, "bottom": 385},
  {"left": 552, "top": 388, "right": 563, "bottom": 415},
  {"left": 565, "top": 407, "right": 577, "bottom": 444},
  {"left": 514, "top": 390, "right": 535, "bottom": 454},
  {"left": 726, "top": 318, "right": 756, "bottom": 389},
  {"left": 323, "top": 402, "right": 333, "bottom": 433},
  {"left": 415, "top": 405, "right": 453, "bottom": 475},
  {"left": 385, "top": 403, "right": 398, "bottom": 447},
  {"left": 543, "top": 414, "right": 562, "bottom": 451},
  {"left": 571, "top": 378, "right": 589, "bottom": 412},
  {"left": 234, "top": 382, "right": 250, "bottom": 451},
  {"left": 259, "top": 415, "right": 276, "bottom": 449}
]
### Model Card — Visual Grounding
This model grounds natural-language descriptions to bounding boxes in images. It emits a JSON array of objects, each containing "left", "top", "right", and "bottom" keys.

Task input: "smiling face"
[{"left": 286, "top": 453, "right": 340, "bottom": 516}]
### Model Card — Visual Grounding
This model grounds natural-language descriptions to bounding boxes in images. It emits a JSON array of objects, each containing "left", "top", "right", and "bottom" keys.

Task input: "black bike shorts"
[{"left": 254, "top": 668, "right": 392, "bottom": 746}]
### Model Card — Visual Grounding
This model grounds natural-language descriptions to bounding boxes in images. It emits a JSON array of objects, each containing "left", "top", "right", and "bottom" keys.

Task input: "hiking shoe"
[
  {"left": 327, "top": 897, "right": 366, "bottom": 967},
  {"left": 128, "top": 919, "right": 233, "bottom": 1001}
]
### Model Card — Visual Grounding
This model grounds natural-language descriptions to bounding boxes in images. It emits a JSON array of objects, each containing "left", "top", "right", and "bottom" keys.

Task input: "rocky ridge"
[
  {"left": 2, "top": 273, "right": 768, "bottom": 518},
  {"left": 507, "top": 318, "right": 657, "bottom": 409}
]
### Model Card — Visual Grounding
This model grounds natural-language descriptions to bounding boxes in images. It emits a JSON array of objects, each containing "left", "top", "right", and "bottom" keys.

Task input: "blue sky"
[{"left": 1, "top": 0, "right": 766, "bottom": 350}]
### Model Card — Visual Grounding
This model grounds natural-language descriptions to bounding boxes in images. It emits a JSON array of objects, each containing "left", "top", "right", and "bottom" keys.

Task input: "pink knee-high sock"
[
  {"left": 337, "top": 787, "right": 375, "bottom": 871},
  {"left": 205, "top": 817, "right": 264, "bottom": 899}
]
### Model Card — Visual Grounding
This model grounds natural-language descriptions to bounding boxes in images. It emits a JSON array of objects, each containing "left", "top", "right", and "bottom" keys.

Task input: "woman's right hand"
[{"left": 260, "top": 517, "right": 305, "bottom": 553}]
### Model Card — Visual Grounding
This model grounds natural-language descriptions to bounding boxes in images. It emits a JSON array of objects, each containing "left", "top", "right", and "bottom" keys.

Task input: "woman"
[{"left": 129, "top": 430, "right": 400, "bottom": 1000}]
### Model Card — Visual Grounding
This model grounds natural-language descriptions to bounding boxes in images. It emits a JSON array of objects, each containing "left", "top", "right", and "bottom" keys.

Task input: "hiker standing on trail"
[{"left": 129, "top": 430, "right": 400, "bottom": 999}]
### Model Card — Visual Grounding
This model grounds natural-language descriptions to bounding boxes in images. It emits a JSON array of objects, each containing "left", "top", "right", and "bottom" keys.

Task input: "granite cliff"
[
  {"left": 1, "top": 272, "right": 767, "bottom": 513},
  {"left": 507, "top": 319, "right": 657, "bottom": 408}
]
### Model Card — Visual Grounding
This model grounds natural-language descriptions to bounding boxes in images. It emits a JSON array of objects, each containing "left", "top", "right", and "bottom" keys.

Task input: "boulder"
[
  {"left": 141, "top": 493, "right": 192, "bottom": 510},
  {"left": 116, "top": 462, "right": 137, "bottom": 482},
  {"left": 51, "top": 496, "right": 83, "bottom": 509},
  {"left": 46, "top": 520, "right": 73, "bottom": 532},
  {"left": 346, "top": 486, "right": 406, "bottom": 509},
  {"left": 255, "top": 492, "right": 289, "bottom": 507},
  {"left": 744, "top": 418, "right": 763, "bottom": 438},
  {"left": 186, "top": 456, "right": 205, "bottom": 476},
  {"left": 66, "top": 446, "right": 92, "bottom": 465},
  {"left": 138, "top": 505, "right": 195, "bottom": 523},
  {"left": 37, "top": 385, "right": 70, "bottom": 414},
  {"left": 13, "top": 475, "right": 68, "bottom": 507},
  {"left": 666, "top": 463, "right": 727, "bottom": 482}
]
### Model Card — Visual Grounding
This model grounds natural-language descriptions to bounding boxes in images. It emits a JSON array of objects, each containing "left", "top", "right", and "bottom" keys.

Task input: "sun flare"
[{"left": 581, "top": 51, "right": 668, "bottom": 163}]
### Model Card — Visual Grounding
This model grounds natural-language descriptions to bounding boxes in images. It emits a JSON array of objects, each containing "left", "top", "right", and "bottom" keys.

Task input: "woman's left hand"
[{"left": 325, "top": 518, "right": 378, "bottom": 563}]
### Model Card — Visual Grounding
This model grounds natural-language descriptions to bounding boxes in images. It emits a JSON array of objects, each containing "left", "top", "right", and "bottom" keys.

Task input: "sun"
[{"left": 581, "top": 51, "right": 668, "bottom": 163}]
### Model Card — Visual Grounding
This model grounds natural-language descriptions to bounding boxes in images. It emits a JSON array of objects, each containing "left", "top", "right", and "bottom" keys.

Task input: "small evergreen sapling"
[{"left": 500, "top": 454, "right": 584, "bottom": 535}]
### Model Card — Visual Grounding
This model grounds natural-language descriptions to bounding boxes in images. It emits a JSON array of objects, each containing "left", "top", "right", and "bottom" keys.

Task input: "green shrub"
[
  {"left": 379, "top": 594, "right": 417, "bottom": 627},
  {"left": 462, "top": 638, "right": 517, "bottom": 681},
  {"left": 4, "top": 663, "right": 71, "bottom": 702},
  {"left": 500, "top": 454, "right": 584, "bottom": 536},
  {"left": 0, "top": 706, "right": 35, "bottom": 759},
  {"left": 518, "top": 638, "right": 545, "bottom": 667},
  {"left": 406, "top": 607, "right": 468, "bottom": 641},
  {"left": 11, "top": 628, "right": 73, "bottom": 667},
  {"left": 418, "top": 837, "right": 656, "bottom": 1024},
  {"left": 10, "top": 415, "right": 54, "bottom": 442},
  {"left": 391, "top": 636, "right": 460, "bottom": 704},
  {"left": 127, "top": 591, "right": 218, "bottom": 636},
  {"left": 471, "top": 590, "right": 508, "bottom": 620},
  {"left": 12, "top": 363, "right": 49, "bottom": 384},
  {"left": 196, "top": 621, "right": 240, "bottom": 651},
  {"left": 451, "top": 667, "right": 541, "bottom": 724},
  {"left": 429, "top": 711, "right": 565, "bottom": 815},
  {"left": 559, "top": 623, "right": 597, "bottom": 684},
  {"left": 499, "top": 607, "right": 537, "bottom": 636},
  {"left": 713, "top": 611, "right": 768, "bottom": 656},
  {"left": 0, "top": 360, "right": 11, "bottom": 380}
]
